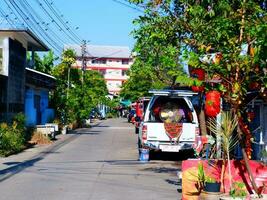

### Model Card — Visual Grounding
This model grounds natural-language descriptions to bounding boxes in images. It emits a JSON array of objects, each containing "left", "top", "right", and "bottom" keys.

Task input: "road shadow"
[
  {"left": 77, "top": 130, "right": 102, "bottom": 135},
  {"left": 0, "top": 157, "right": 43, "bottom": 182},
  {"left": 96, "top": 125, "right": 110, "bottom": 128},
  {"left": 142, "top": 166, "right": 179, "bottom": 175},
  {"left": 149, "top": 150, "right": 195, "bottom": 161},
  {"left": 98, "top": 159, "right": 157, "bottom": 165}
]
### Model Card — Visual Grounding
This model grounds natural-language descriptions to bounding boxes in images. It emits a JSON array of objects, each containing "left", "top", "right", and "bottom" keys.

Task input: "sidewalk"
[{"left": 0, "top": 120, "right": 102, "bottom": 181}]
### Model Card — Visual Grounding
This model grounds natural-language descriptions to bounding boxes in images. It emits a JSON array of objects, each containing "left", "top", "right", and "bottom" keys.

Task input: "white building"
[{"left": 66, "top": 44, "right": 133, "bottom": 95}]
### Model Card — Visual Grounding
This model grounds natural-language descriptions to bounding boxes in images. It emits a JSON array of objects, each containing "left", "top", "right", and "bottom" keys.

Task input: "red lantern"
[
  {"left": 205, "top": 91, "right": 221, "bottom": 117},
  {"left": 247, "top": 111, "right": 255, "bottom": 122},
  {"left": 191, "top": 68, "right": 205, "bottom": 92}
]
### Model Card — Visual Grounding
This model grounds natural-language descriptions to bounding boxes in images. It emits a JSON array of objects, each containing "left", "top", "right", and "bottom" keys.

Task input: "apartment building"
[{"left": 67, "top": 45, "right": 133, "bottom": 95}]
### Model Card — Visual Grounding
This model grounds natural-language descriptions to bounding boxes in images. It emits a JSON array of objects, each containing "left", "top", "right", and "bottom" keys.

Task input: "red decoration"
[
  {"left": 249, "top": 82, "right": 261, "bottom": 90},
  {"left": 164, "top": 122, "right": 183, "bottom": 141},
  {"left": 247, "top": 111, "right": 255, "bottom": 122},
  {"left": 239, "top": 119, "right": 253, "bottom": 159},
  {"left": 191, "top": 68, "right": 205, "bottom": 92},
  {"left": 205, "top": 90, "right": 221, "bottom": 117},
  {"left": 135, "top": 101, "right": 142, "bottom": 118}
]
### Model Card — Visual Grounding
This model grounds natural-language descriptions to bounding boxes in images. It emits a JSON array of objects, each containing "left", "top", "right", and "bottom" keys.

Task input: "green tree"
[
  {"left": 121, "top": 1, "right": 193, "bottom": 101},
  {"left": 128, "top": 0, "right": 267, "bottom": 194},
  {"left": 27, "top": 51, "right": 57, "bottom": 74},
  {"left": 51, "top": 49, "right": 108, "bottom": 126}
]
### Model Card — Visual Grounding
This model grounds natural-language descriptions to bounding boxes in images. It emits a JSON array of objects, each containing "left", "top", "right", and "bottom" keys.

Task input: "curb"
[{"left": 0, "top": 121, "right": 103, "bottom": 182}]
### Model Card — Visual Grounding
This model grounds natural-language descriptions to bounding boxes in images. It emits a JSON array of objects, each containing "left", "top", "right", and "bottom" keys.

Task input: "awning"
[{"left": 120, "top": 99, "right": 131, "bottom": 107}]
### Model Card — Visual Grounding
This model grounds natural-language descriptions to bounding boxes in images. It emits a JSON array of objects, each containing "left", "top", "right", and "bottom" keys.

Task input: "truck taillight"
[{"left": 142, "top": 125, "right": 147, "bottom": 140}]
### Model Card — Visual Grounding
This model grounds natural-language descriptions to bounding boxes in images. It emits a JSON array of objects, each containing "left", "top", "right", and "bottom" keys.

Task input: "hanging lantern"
[
  {"left": 247, "top": 111, "right": 255, "bottom": 122},
  {"left": 191, "top": 68, "right": 205, "bottom": 92},
  {"left": 205, "top": 91, "right": 221, "bottom": 117}
]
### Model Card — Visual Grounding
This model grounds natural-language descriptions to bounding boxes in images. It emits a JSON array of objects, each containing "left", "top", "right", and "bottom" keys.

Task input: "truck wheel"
[
  {"left": 138, "top": 138, "right": 142, "bottom": 149},
  {"left": 135, "top": 127, "right": 139, "bottom": 134}
]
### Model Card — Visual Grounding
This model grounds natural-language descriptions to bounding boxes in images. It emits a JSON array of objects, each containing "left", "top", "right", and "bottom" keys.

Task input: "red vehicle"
[{"left": 134, "top": 97, "right": 151, "bottom": 134}]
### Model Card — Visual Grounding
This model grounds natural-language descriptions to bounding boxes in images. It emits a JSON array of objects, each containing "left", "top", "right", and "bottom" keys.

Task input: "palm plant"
[{"left": 207, "top": 111, "right": 239, "bottom": 189}]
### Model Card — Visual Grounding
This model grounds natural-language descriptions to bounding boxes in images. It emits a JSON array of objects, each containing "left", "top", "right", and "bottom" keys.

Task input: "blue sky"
[{"left": 55, "top": 0, "right": 141, "bottom": 49}]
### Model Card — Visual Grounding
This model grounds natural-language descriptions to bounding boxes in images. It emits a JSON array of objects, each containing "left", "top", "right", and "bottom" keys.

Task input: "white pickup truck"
[{"left": 138, "top": 90, "right": 199, "bottom": 154}]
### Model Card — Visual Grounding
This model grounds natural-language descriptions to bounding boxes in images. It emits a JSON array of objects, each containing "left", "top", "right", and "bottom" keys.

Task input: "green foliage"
[
  {"left": 27, "top": 51, "right": 58, "bottom": 74},
  {"left": 0, "top": 113, "right": 27, "bottom": 156},
  {"left": 205, "top": 176, "right": 216, "bottom": 183},
  {"left": 198, "top": 162, "right": 205, "bottom": 186},
  {"left": 121, "top": 2, "right": 192, "bottom": 99},
  {"left": 106, "top": 112, "right": 117, "bottom": 118},
  {"left": 197, "top": 162, "right": 218, "bottom": 184},
  {"left": 128, "top": 0, "right": 267, "bottom": 109},
  {"left": 51, "top": 49, "right": 109, "bottom": 126},
  {"left": 230, "top": 182, "right": 247, "bottom": 198}
]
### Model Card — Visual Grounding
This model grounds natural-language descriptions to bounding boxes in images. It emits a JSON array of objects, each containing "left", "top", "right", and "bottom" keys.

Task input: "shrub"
[
  {"left": 230, "top": 182, "right": 247, "bottom": 199},
  {"left": 0, "top": 122, "right": 25, "bottom": 156},
  {"left": 106, "top": 112, "right": 117, "bottom": 118},
  {"left": 0, "top": 113, "right": 27, "bottom": 156},
  {"left": 30, "top": 131, "right": 52, "bottom": 145}
]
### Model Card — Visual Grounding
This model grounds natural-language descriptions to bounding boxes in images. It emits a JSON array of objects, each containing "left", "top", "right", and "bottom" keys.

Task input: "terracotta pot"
[{"left": 200, "top": 191, "right": 222, "bottom": 200}]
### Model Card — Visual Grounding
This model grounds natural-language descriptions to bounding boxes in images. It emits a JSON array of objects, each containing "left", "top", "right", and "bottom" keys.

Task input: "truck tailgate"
[{"left": 146, "top": 123, "right": 196, "bottom": 142}]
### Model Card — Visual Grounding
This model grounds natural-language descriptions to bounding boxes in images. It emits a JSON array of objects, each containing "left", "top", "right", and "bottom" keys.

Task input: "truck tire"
[
  {"left": 135, "top": 127, "right": 139, "bottom": 134},
  {"left": 138, "top": 138, "right": 142, "bottom": 149}
]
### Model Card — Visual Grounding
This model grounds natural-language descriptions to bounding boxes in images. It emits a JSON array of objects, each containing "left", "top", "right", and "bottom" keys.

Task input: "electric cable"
[{"left": 5, "top": 0, "right": 62, "bottom": 55}]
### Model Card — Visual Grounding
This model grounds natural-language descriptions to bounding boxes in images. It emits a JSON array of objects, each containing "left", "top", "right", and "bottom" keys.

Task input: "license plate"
[{"left": 160, "top": 145, "right": 180, "bottom": 152}]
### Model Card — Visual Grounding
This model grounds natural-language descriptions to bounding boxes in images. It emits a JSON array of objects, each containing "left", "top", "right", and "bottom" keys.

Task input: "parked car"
[
  {"left": 138, "top": 90, "right": 199, "bottom": 156},
  {"left": 134, "top": 97, "right": 151, "bottom": 134}
]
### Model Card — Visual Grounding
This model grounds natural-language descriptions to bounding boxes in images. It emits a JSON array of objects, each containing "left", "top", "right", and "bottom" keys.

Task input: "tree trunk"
[
  {"left": 199, "top": 109, "right": 207, "bottom": 136},
  {"left": 198, "top": 93, "right": 207, "bottom": 136},
  {"left": 237, "top": 125, "right": 259, "bottom": 196}
]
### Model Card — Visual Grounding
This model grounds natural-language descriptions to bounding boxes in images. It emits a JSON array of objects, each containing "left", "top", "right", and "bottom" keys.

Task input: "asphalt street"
[{"left": 0, "top": 118, "right": 182, "bottom": 200}]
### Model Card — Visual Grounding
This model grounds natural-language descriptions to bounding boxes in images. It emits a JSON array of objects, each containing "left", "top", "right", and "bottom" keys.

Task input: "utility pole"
[{"left": 81, "top": 40, "right": 87, "bottom": 84}]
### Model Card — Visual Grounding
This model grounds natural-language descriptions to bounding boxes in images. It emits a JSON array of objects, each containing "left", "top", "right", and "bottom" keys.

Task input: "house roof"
[
  {"left": 65, "top": 44, "right": 132, "bottom": 58},
  {"left": 0, "top": 29, "right": 49, "bottom": 51},
  {"left": 26, "top": 68, "right": 56, "bottom": 90}
]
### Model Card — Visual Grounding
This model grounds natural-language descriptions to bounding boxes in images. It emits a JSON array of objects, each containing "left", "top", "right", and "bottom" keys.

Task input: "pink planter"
[{"left": 181, "top": 159, "right": 267, "bottom": 200}]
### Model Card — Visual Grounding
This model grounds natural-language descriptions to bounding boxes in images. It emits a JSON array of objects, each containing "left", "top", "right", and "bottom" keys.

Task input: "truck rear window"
[{"left": 148, "top": 96, "right": 193, "bottom": 123}]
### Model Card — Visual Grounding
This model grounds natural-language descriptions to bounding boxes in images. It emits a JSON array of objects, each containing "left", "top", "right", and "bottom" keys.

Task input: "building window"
[
  {"left": 122, "top": 59, "right": 129, "bottom": 65},
  {"left": 122, "top": 70, "right": 128, "bottom": 76},
  {"left": 98, "top": 69, "right": 106, "bottom": 75},
  {"left": 91, "top": 59, "right": 106, "bottom": 64}
]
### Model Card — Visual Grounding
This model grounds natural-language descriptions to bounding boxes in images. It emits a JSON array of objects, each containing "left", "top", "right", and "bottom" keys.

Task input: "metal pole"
[
  {"left": 67, "top": 65, "right": 70, "bottom": 99},
  {"left": 81, "top": 40, "right": 87, "bottom": 84}
]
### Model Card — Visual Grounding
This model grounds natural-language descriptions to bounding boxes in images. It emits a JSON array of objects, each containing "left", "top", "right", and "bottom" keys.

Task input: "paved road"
[{"left": 0, "top": 118, "right": 181, "bottom": 200}]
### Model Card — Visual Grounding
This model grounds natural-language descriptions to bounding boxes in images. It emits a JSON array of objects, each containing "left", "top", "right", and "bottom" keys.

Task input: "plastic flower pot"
[{"left": 204, "top": 182, "right": 221, "bottom": 192}]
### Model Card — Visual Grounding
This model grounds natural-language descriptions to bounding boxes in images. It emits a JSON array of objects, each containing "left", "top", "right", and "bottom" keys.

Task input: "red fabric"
[{"left": 135, "top": 102, "right": 142, "bottom": 118}]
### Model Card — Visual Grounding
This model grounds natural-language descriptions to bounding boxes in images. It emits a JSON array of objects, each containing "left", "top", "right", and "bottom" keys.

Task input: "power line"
[
  {"left": 44, "top": 0, "right": 81, "bottom": 41},
  {"left": 111, "top": 0, "right": 144, "bottom": 13},
  {"left": 1, "top": 0, "right": 84, "bottom": 55},
  {"left": 43, "top": 0, "right": 82, "bottom": 43},
  {"left": 5, "top": 0, "right": 62, "bottom": 55},
  {"left": 20, "top": 0, "right": 67, "bottom": 47}
]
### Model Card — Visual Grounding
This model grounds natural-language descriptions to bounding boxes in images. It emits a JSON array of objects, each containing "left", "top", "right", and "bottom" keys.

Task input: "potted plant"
[
  {"left": 204, "top": 176, "right": 221, "bottom": 193},
  {"left": 207, "top": 111, "right": 239, "bottom": 191},
  {"left": 198, "top": 162, "right": 222, "bottom": 200},
  {"left": 220, "top": 182, "right": 247, "bottom": 200}
]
